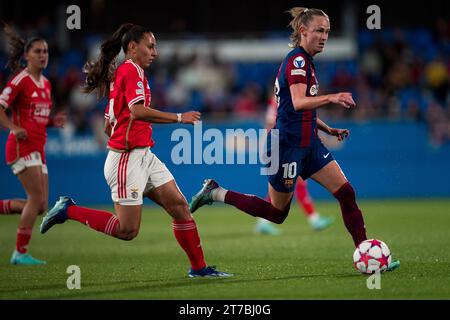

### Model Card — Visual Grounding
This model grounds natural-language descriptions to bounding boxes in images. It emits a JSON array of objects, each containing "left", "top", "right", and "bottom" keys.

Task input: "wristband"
[{"left": 177, "top": 113, "right": 182, "bottom": 123}]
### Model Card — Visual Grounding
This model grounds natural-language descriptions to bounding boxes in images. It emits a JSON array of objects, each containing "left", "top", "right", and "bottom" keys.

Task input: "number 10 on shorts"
[{"left": 282, "top": 162, "right": 297, "bottom": 179}]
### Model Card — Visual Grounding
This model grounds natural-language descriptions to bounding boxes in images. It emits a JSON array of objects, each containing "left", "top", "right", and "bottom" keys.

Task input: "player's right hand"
[
  {"left": 329, "top": 92, "right": 356, "bottom": 109},
  {"left": 12, "top": 126, "right": 28, "bottom": 140},
  {"left": 181, "top": 111, "right": 201, "bottom": 125}
]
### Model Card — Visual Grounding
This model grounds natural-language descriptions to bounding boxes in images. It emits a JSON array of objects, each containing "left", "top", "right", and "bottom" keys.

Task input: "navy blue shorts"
[{"left": 266, "top": 138, "right": 334, "bottom": 193}]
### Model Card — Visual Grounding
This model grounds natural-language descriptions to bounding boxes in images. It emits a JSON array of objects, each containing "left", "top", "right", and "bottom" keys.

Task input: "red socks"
[
  {"left": 333, "top": 182, "right": 367, "bottom": 247},
  {"left": 172, "top": 220, "right": 206, "bottom": 270},
  {"left": 0, "top": 200, "right": 12, "bottom": 214},
  {"left": 225, "top": 190, "right": 289, "bottom": 224},
  {"left": 16, "top": 228, "right": 32, "bottom": 253},
  {"left": 67, "top": 206, "right": 119, "bottom": 237},
  {"left": 294, "top": 180, "right": 315, "bottom": 216}
]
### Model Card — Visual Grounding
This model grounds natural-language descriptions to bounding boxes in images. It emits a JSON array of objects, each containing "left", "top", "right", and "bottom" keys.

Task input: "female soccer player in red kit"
[
  {"left": 0, "top": 26, "right": 65, "bottom": 265},
  {"left": 190, "top": 8, "right": 400, "bottom": 271},
  {"left": 40, "top": 24, "right": 231, "bottom": 278}
]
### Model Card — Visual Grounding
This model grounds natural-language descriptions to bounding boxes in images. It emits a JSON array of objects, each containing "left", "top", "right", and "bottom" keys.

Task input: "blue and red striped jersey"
[{"left": 273, "top": 46, "right": 319, "bottom": 148}]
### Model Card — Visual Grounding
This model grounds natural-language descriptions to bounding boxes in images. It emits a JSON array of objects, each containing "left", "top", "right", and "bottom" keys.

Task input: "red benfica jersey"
[
  {"left": 0, "top": 69, "right": 52, "bottom": 164},
  {"left": 105, "top": 59, "right": 154, "bottom": 151}
]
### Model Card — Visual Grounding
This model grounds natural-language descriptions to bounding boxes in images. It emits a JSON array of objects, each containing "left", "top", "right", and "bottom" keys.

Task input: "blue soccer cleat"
[
  {"left": 40, "top": 196, "right": 76, "bottom": 234},
  {"left": 189, "top": 179, "right": 219, "bottom": 213},
  {"left": 255, "top": 220, "right": 281, "bottom": 235},
  {"left": 387, "top": 259, "right": 400, "bottom": 272},
  {"left": 188, "top": 266, "right": 233, "bottom": 278},
  {"left": 10, "top": 250, "right": 46, "bottom": 265},
  {"left": 309, "top": 215, "right": 334, "bottom": 231}
]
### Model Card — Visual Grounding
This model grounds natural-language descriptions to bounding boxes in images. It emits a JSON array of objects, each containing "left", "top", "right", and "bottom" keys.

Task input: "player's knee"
[
  {"left": 166, "top": 201, "right": 190, "bottom": 220},
  {"left": 119, "top": 227, "right": 139, "bottom": 241},
  {"left": 27, "top": 195, "right": 47, "bottom": 215},
  {"left": 333, "top": 181, "right": 355, "bottom": 200}
]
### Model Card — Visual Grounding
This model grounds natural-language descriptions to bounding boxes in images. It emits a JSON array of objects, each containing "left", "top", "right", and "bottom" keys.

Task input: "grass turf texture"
[{"left": 0, "top": 199, "right": 449, "bottom": 299}]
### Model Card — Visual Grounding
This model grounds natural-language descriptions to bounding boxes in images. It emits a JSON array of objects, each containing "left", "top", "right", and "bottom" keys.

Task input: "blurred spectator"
[
  {"left": 425, "top": 55, "right": 449, "bottom": 103},
  {"left": 233, "top": 83, "right": 263, "bottom": 118},
  {"left": 1, "top": 20, "right": 449, "bottom": 146}
]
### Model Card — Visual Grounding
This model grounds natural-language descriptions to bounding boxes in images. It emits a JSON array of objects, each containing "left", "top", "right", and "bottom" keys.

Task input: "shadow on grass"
[{"left": 7, "top": 272, "right": 361, "bottom": 299}]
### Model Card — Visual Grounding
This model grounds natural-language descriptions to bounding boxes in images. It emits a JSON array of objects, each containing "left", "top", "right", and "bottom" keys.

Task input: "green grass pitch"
[{"left": 1, "top": 199, "right": 449, "bottom": 299}]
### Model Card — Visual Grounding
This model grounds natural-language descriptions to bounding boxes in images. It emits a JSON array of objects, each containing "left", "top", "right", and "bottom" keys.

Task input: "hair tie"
[{"left": 303, "top": 8, "right": 309, "bottom": 13}]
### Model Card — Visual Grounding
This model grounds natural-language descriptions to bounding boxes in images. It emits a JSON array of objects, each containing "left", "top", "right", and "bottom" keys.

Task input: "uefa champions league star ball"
[{"left": 353, "top": 239, "right": 392, "bottom": 274}]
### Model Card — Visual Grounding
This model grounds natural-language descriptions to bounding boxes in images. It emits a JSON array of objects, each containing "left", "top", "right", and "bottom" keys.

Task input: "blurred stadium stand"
[{"left": 0, "top": 0, "right": 449, "bottom": 203}]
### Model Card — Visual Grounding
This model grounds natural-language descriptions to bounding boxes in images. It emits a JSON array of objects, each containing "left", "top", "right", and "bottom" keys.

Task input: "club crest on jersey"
[
  {"left": 310, "top": 84, "right": 318, "bottom": 96},
  {"left": 136, "top": 81, "right": 144, "bottom": 95},
  {"left": 293, "top": 56, "right": 306, "bottom": 69},
  {"left": 284, "top": 179, "right": 294, "bottom": 188}
]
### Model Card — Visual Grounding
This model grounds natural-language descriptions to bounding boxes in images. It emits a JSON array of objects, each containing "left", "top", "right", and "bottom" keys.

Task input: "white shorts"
[
  {"left": 10, "top": 151, "right": 48, "bottom": 175},
  {"left": 104, "top": 148, "right": 174, "bottom": 206}
]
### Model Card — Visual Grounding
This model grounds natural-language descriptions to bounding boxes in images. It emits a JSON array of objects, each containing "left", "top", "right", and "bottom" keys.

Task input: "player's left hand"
[
  {"left": 181, "top": 111, "right": 201, "bottom": 125},
  {"left": 329, "top": 128, "right": 349, "bottom": 141},
  {"left": 53, "top": 111, "right": 67, "bottom": 128}
]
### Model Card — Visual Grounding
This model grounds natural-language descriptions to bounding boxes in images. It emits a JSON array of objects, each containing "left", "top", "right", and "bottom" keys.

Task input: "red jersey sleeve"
[
  {"left": 286, "top": 54, "right": 309, "bottom": 86},
  {"left": 123, "top": 64, "right": 145, "bottom": 108},
  {"left": 0, "top": 77, "right": 23, "bottom": 109}
]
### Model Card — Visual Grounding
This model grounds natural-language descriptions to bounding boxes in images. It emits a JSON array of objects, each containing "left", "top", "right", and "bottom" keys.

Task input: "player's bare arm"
[
  {"left": 316, "top": 117, "right": 331, "bottom": 134},
  {"left": 0, "top": 107, "right": 27, "bottom": 140},
  {"left": 130, "top": 103, "right": 201, "bottom": 125},
  {"left": 290, "top": 83, "right": 356, "bottom": 111},
  {"left": 104, "top": 119, "right": 112, "bottom": 137},
  {"left": 317, "top": 117, "right": 349, "bottom": 141}
]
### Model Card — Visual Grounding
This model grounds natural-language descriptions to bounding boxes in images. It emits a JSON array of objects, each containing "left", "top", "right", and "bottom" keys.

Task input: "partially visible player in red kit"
[
  {"left": 255, "top": 95, "right": 334, "bottom": 235},
  {"left": 40, "top": 24, "right": 231, "bottom": 278},
  {"left": 0, "top": 25, "right": 66, "bottom": 265}
]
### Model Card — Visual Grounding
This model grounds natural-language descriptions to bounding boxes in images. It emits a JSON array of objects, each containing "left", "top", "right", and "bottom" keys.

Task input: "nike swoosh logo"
[{"left": 323, "top": 153, "right": 330, "bottom": 158}]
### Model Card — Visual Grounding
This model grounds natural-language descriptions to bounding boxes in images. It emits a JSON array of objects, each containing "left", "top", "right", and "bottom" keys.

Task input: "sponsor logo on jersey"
[
  {"left": 310, "top": 84, "right": 318, "bottom": 96},
  {"left": 32, "top": 91, "right": 38, "bottom": 98},
  {"left": 33, "top": 103, "right": 51, "bottom": 117},
  {"left": 293, "top": 56, "right": 306, "bottom": 68},
  {"left": 291, "top": 69, "right": 306, "bottom": 76}
]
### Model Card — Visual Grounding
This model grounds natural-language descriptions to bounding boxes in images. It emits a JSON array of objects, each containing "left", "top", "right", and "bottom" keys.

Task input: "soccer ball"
[{"left": 353, "top": 239, "right": 391, "bottom": 274}]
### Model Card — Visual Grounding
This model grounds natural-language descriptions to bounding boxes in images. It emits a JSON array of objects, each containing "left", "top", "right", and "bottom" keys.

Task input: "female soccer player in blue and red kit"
[
  {"left": 190, "top": 7, "right": 399, "bottom": 271},
  {"left": 0, "top": 26, "right": 65, "bottom": 265},
  {"left": 255, "top": 95, "right": 334, "bottom": 235},
  {"left": 40, "top": 24, "right": 231, "bottom": 278}
]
